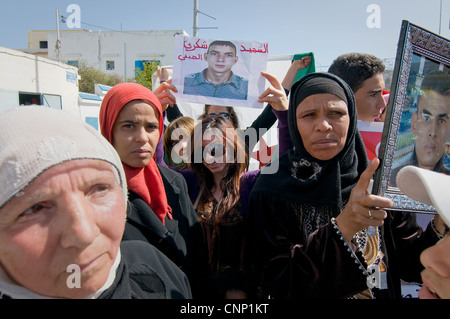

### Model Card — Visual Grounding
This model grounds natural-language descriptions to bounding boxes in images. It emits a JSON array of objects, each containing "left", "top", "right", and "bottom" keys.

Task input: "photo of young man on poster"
[
  {"left": 173, "top": 36, "right": 268, "bottom": 109},
  {"left": 183, "top": 40, "right": 249, "bottom": 100}
]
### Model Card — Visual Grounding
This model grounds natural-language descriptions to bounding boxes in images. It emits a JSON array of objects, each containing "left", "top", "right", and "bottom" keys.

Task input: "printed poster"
[{"left": 172, "top": 35, "right": 268, "bottom": 109}]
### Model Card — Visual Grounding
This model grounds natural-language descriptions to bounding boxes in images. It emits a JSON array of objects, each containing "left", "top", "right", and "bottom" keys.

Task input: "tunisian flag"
[{"left": 357, "top": 120, "right": 384, "bottom": 161}]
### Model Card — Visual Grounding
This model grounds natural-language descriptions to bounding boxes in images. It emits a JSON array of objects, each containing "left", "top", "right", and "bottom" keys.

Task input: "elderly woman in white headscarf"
[{"left": 0, "top": 106, "right": 191, "bottom": 299}]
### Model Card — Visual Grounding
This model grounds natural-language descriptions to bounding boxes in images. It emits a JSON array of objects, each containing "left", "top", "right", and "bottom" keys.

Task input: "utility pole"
[
  {"left": 193, "top": 0, "right": 198, "bottom": 37},
  {"left": 192, "top": 0, "right": 217, "bottom": 37},
  {"left": 55, "top": 9, "right": 61, "bottom": 62}
]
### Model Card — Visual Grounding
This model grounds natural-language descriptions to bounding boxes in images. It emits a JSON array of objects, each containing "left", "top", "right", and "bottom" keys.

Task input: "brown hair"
[
  {"left": 189, "top": 116, "right": 248, "bottom": 222},
  {"left": 163, "top": 116, "right": 195, "bottom": 170}
]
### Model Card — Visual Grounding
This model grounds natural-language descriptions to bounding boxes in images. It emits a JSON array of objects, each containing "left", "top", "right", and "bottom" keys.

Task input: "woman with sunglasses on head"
[
  {"left": 190, "top": 115, "right": 252, "bottom": 298},
  {"left": 157, "top": 72, "right": 291, "bottom": 298}
]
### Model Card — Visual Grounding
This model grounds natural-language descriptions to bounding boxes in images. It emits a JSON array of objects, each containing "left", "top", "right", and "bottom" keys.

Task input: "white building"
[
  {"left": 45, "top": 29, "right": 188, "bottom": 80},
  {"left": 0, "top": 46, "right": 80, "bottom": 117}
]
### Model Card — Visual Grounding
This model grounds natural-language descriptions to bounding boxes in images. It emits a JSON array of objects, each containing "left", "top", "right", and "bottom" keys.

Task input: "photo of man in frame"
[
  {"left": 410, "top": 70, "right": 450, "bottom": 172},
  {"left": 390, "top": 57, "right": 450, "bottom": 186}
]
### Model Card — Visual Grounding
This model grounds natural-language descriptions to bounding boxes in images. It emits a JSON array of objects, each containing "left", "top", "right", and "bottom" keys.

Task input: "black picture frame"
[{"left": 373, "top": 20, "right": 450, "bottom": 214}]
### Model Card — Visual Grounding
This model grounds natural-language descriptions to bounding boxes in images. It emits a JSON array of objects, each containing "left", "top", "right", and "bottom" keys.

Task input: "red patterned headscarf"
[{"left": 99, "top": 83, "right": 172, "bottom": 224}]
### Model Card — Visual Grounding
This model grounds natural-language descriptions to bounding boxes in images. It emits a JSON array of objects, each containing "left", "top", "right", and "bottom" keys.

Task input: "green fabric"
[{"left": 293, "top": 52, "right": 316, "bottom": 83}]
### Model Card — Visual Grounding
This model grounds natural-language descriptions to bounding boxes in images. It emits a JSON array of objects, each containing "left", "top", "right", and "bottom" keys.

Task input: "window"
[
  {"left": 19, "top": 92, "right": 41, "bottom": 105},
  {"left": 134, "top": 59, "right": 161, "bottom": 78},
  {"left": 39, "top": 41, "right": 48, "bottom": 49},
  {"left": 106, "top": 60, "right": 115, "bottom": 70},
  {"left": 42, "top": 94, "right": 62, "bottom": 110},
  {"left": 135, "top": 59, "right": 161, "bottom": 71},
  {"left": 18, "top": 92, "right": 62, "bottom": 110},
  {"left": 67, "top": 60, "right": 79, "bottom": 68}
]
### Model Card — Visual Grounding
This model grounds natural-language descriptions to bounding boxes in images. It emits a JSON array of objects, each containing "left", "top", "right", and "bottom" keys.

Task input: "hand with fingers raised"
[
  {"left": 154, "top": 79, "right": 178, "bottom": 111},
  {"left": 335, "top": 158, "right": 393, "bottom": 243},
  {"left": 258, "top": 72, "right": 289, "bottom": 111}
]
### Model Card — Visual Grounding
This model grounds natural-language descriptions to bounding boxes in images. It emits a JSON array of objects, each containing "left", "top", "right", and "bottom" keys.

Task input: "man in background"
[
  {"left": 328, "top": 53, "right": 386, "bottom": 160},
  {"left": 328, "top": 53, "right": 386, "bottom": 122}
]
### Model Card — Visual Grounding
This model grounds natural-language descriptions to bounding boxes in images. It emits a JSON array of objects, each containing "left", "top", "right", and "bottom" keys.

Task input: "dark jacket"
[
  {"left": 0, "top": 240, "right": 190, "bottom": 299},
  {"left": 99, "top": 240, "right": 192, "bottom": 299},
  {"left": 375, "top": 211, "right": 440, "bottom": 299},
  {"left": 122, "top": 164, "right": 210, "bottom": 298}
]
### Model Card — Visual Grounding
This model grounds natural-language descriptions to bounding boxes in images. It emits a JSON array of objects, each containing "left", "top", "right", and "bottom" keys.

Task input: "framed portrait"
[{"left": 373, "top": 20, "right": 450, "bottom": 214}]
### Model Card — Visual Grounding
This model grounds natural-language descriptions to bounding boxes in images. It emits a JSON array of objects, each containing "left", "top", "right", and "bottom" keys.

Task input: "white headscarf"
[
  {"left": 0, "top": 106, "right": 127, "bottom": 209},
  {"left": 0, "top": 106, "right": 127, "bottom": 298}
]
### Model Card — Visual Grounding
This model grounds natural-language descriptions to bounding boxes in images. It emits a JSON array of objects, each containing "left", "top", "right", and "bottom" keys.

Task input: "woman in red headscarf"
[{"left": 99, "top": 82, "right": 210, "bottom": 298}]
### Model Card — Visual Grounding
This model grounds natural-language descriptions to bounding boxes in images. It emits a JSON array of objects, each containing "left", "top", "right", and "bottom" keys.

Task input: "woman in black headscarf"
[{"left": 246, "top": 72, "right": 393, "bottom": 299}]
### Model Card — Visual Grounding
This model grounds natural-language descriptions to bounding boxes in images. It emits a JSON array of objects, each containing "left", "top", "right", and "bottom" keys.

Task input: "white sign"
[{"left": 172, "top": 35, "right": 268, "bottom": 109}]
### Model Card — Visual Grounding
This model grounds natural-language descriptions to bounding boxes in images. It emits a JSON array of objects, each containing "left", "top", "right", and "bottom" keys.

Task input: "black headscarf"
[{"left": 256, "top": 72, "right": 369, "bottom": 215}]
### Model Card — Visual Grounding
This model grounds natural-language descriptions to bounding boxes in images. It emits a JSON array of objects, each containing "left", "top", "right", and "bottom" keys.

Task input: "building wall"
[
  {"left": 27, "top": 30, "right": 51, "bottom": 56},
  {"left": 0, "top": 46, "right": 80, "bottom": 117},
  {"left": 22, "top": 30, "right": 89, "bottom": 57},
  {"left": 47, "top": 30, "right": 188, "bottom": 80}
]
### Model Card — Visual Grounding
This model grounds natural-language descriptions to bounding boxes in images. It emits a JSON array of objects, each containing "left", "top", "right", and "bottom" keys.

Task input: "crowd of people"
[{"left": 0, "top": 45, "right": 449, "bottom": 300}]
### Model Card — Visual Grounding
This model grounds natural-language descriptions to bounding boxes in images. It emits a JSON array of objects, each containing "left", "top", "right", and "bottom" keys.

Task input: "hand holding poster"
[{"left": 172, "top": 35, "right": 268, "bottom": 109}]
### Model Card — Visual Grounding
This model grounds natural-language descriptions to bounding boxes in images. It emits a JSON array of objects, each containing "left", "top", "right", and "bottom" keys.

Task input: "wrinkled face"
[
  {"left": 0, "top": 160, "right": 126, "bottom": 298},
  {"left": 205, "top": 44, "right": 238, "bottom": 74},
  {"left": 412, "top": 90, "right": 450, "bottom": 170},
  {"left": 353, "top": 73, "right": 386, "bottom": 122},
  {"left": 112, "top": 100, "right": 160, "bottom": 168},
  {"left": 296, "top": 93, "right": 350, "bottom": 161},
  {"left": 419, "top": 231, "right": 450, "bottom": 299}
]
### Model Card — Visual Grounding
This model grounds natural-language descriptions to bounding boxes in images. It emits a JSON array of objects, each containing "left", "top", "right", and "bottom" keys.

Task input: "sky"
[{"left": 1, "top": 0, "right": 449, "bottom": 70}]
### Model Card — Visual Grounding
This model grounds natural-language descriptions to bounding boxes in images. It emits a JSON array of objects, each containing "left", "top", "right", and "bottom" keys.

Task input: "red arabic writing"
[
  {"left": 178, "top": 53, "right": 203, "bottom": 61},
  {"left": 184, "top": 39, "right": 208, "bottom": 52},
  {"left": 240, "top": 43, "right": 268, "bottom": 54}
]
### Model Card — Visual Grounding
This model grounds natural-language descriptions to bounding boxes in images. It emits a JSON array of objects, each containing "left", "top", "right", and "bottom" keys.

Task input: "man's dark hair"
[
  {"left": 420, "top": 70, "right": 450, "bottom": 95},
  {"left": 207, "top": 40, "right": 237, "bottom": 55},
  {"left": 417, "top": 70, "right": 450, "bottom": 113},
  {"left": 328, "top": 53, "right": 385, "bottom": 92}
]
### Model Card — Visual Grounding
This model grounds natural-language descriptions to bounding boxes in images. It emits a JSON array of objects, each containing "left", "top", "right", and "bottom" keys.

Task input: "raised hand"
[
  {"left": 258, "top": 71, "right": 288, "bottom": 111},
  {"left": 154, "top": 79, "right": 178, "bottom": 111},
  {"left": 335, "top": 158, "right": 393, "bottom": 242}
]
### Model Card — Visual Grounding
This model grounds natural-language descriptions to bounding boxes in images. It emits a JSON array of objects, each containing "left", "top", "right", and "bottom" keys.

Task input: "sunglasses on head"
[{"left": 207, "top": 112, "right": 230, "bottom": 119}]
